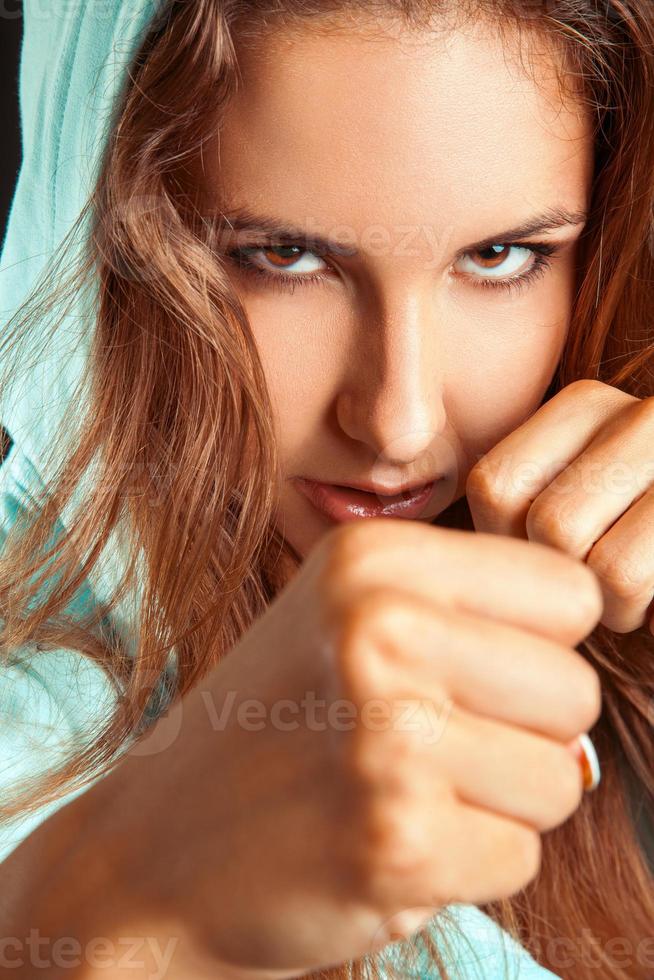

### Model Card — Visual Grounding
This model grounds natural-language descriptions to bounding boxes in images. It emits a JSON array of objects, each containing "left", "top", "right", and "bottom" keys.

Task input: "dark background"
[
  {"left": 1, "top": 4, "right": 23, "bottom": 251},
  {"left": 1, "top": 4, "right": 24, "bottom": 457}
]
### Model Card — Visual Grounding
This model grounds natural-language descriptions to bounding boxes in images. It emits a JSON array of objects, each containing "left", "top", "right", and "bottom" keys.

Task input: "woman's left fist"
[{"left": 465, "top": 379, "right": 654, "bottom": 635}]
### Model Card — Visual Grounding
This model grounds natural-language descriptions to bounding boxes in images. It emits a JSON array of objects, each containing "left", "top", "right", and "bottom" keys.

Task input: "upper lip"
[{"left": 300, "top": 477, "right": 439, "bottom": 497}]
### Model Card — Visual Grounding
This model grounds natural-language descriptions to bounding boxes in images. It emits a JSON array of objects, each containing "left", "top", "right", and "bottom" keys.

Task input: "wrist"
[{"left": 0, "top": 764, "right": 177, "bottom": 978}]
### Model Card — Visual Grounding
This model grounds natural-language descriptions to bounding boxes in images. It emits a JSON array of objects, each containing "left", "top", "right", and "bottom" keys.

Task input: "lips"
[{"left": 294, "top": 477, "right": 437, "bottom": 523}]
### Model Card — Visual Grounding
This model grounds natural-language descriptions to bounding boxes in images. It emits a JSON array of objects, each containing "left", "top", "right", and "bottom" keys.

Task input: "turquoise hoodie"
[{"left": 0, "top": 2, "right": 560, "bottom": 976}]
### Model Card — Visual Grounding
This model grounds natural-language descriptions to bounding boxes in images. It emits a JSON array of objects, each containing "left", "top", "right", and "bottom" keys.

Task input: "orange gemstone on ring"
[{"left": 577, "top": 732, "right": 601, "bottom": 792}]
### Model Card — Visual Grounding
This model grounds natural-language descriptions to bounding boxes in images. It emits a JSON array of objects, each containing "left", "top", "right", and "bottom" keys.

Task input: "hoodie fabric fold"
[{"left": 0, "top": 2, "right": 560, "bottom": 976}]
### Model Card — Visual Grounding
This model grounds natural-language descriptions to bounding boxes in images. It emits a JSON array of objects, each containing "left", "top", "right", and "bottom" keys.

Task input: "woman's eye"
[
  {"left": 455, "top": 244, "right": 536, "bottom": 281},
  {"left": 226, "top": 239, "right": 558, "bottom": 297},
  {"left": 450, "top": 242, "right": 559, "bottom": 295},
  {"left": 234, "top": 245, "right": 327, "bottom": 276}
]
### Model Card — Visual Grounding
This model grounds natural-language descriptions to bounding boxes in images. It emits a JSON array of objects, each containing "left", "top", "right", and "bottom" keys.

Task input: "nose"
[{"left": 335, "top": 289, "right": 447, "bottom": 467}]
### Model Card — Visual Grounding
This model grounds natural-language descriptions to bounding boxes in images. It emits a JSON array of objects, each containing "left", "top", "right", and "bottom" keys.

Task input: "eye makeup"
[{"left": 224, "top": 239, "right": 563, "bottom": 298}]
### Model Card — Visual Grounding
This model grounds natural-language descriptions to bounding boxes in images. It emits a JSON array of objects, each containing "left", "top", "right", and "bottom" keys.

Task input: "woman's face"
[{"left": 198, "top": 15, "right": 593, "bottom": 560}]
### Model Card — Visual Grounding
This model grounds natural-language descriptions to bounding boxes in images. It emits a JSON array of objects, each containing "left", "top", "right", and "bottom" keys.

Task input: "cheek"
[
  {"left": 442, "top": 292, "right": 571, "bottom": 460},
  {"left": 244, "top": 268, "right": 573, "bottom": 473},
  {"left": 248, "top": 302, "right": 338, "bottom": 454}
]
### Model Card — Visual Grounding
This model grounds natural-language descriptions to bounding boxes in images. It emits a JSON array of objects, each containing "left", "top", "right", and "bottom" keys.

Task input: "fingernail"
[{"left": 568, "top": 732, "right": 601, "bottom": 792}]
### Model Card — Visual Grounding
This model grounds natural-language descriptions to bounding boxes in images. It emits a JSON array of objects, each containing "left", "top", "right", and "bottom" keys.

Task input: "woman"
[{"left": 0, "top": 0, "right": 652, "bottom": 977}]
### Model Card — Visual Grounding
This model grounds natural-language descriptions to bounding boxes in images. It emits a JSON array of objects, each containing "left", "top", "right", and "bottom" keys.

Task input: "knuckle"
[
  {"left": 587, "top": 544, "right": 649, "bottom": 603},
  {"left": 526, "top": 501, "right": 580, "bottom": 549},
  {"left": 465, "top": 461, "right": 502, "bottom": 504},
  {"left": 333, "top": 589, "right": 419, "bottom": 698},
  {"left": 625, "top": 392, "right": 654, "bottom": 425},
  {"left": 346, "top": 719, "right": 420, "bottom": 793},
  {"left": 318, "top": 520, "right": 410, "bottom": 610},
  {"left": 479, "top": 823, "right": 543, "bottom": 902},
  {"left": 355, "top": 587, "right": 412, "bottom": 636},
  {"left": 545, "top": 745, "right": 585, "bottom": 825},
  {"left": 510, "top": 826, "right": 543, "bottom": 888},
  {"left": 466, "top": 462, "right": 528, "bottom": 519},
  {"left": 566, "top": 378, "right": 607, "bottom": 400},
  {"left": 569, "top": 657, "right": 603, "bottom": 731},
  {"left": 319, "top": 521, "right": 374, "bottom": 594},
  {"left": 636, "top": 394, "right": 654, "bottom": 423},
  {"left": 355, "top": 792, "right": 434, "bottom": 891},
  {"left": 561, "top": 560, "right": 604, "bottom": 632}
]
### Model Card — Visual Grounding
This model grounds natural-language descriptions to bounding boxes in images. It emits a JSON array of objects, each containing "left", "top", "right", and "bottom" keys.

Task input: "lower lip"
[{"left": 294, "top": 478, "right": 437, "bottom": 523}]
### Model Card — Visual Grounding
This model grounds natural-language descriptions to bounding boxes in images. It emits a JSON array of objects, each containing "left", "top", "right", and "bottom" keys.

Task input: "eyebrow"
[{"left": 214, "top": 204, "right": 589, "bottom": 257}]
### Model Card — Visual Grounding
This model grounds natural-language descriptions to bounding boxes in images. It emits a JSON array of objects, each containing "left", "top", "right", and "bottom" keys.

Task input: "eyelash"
[{"left": 226, "top": 241, "right": 559, "bottom": 297}]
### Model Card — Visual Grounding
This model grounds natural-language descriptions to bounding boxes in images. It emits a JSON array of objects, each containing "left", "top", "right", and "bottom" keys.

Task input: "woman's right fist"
[{"left": 106, "top": 518, "right": 603, "bottom": 979}]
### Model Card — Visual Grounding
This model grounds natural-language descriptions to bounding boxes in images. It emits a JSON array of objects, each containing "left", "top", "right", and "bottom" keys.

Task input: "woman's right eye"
[
  {"left": 226, "top": 244, "right": 333, "bottom": 293},
  {"left": 230, "top": 245, "right": 328, "bottom": 276}
]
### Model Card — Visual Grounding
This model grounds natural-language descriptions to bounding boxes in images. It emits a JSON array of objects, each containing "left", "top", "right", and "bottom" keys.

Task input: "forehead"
[{"left": 205, "top": 17, "right": 593, "bottom": 239}]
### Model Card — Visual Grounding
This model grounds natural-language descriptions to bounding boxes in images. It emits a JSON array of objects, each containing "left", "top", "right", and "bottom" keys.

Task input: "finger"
[
  {"left": 433, "top": 704, "right": 585, "bottom": 832},
  {"left": 365, "top": 592, "right": 601, "bottom": 741},
  {"left": 429, "top": 799, "right": 543, "bottom": 905},
  {"left": 525, "top": 395, "right": 654, "bottom": 560},
  {"left": 345, "top": 519, "right": 604, "bottom": 647},
  {"left": 385, "top": 796, "right": 544, "bottom": 908},
  {"left": 465, "top": 380, "right": 636, "bottom": 537},
  {"left": 584, "top": 485, "right": 654, "bottom": 633}
]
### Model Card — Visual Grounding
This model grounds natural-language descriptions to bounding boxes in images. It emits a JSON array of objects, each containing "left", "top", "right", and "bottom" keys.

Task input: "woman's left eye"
[
  {"left": 226, "top": 240, "right": 559, "bottom": 297},
  {"left": 452, "top": 243, "right": 558, "bottom": 294}
]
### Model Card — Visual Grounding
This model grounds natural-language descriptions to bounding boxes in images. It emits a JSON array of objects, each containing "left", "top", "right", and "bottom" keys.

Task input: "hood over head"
[{"left": 0, "top": 0, "right": 161, "bottom": 467}]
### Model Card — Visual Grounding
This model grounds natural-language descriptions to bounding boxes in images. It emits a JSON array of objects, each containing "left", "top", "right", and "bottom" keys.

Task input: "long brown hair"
[{"left": 1, "top": 1, "right": 653, "bottom": 977}]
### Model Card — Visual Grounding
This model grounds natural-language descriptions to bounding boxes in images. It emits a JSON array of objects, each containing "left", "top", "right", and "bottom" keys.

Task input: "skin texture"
[
  {"left": 196, "top": 14, "right": 594, "bottom": 558},
  {"left": 0, "top": 18, "right": 608, "bottom": 980}
]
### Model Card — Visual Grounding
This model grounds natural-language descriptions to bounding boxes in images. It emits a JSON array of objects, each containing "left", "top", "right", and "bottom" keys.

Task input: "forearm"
[
  {"left": 0, "top": 768, "right": 189, "bottom": 979},
  {"left": 0, "top": 762, "right": 300, "bottom": 980}
]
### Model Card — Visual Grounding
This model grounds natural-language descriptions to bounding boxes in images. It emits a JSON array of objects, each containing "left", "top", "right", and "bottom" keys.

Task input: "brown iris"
[
  {"left": 259, "top": 245, "right": 303, "bottom": 268},
  {"left": 472, "top": 244, "right": 511, "bottom": 268}
]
